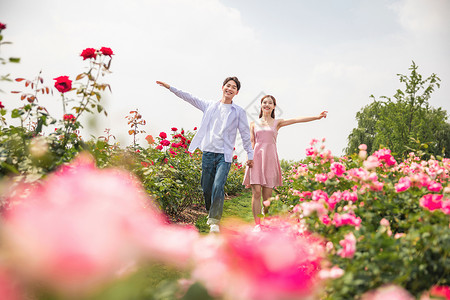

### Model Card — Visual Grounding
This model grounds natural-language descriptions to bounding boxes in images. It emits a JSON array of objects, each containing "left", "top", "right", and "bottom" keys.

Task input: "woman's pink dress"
[{"left": 243, "top": 120, "right": 282, "bottom": 188}]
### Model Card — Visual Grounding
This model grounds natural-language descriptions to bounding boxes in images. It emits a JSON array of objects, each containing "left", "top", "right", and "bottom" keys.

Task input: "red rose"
[
  {"left": 171, "top": 127, "right": 177, "bottom": 131},
  {"left": 63, "top": 114, "right": 75, "bottom": 122},
  {"left": 0, "top": 101, "right": 4, "bottom": 109},
  {"left": 0, "top": 23, "right": 6, "bottom": 30},
  {"left": 160, "top": 140, "right": 170, "bottom": 146},
  {"left": 159, "top": 132, "right": 167, "bottom": 139},
  {"left": 233, "top": 155, "right": 238, "bottom": 160},
  {"left": 54, "top": 76, "right": 72, "bottom": 93},
  {"left": 155, "top": 145, "right": 163, "bottom": 150},
  {"left": 99, "top": 47, "right": 114, "bottom": 57},
  {"left": 80, "top": 48, "right": 97, "bottom": 60},
  {"left": 193, "top": 127, "right": 197, "bottom": 130}
]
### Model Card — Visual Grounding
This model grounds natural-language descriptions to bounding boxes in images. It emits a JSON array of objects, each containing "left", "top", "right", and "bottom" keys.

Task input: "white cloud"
[{"left": 390, "top": 0, "right": 450, "bottom": 35}]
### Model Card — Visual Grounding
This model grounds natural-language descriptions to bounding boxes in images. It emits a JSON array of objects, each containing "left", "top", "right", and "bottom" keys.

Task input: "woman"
[{"left": 243, "top": 95, "right": 327, "bottom": 231}]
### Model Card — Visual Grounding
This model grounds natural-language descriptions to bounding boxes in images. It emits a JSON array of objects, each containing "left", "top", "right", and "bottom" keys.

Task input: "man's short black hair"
[{"left": 223, "top": 76, "right": 241, "bottom": 91}]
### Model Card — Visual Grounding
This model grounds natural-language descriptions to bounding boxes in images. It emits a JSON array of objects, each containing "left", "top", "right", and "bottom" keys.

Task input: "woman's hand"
[
  {"left": 318, "top": 111, "right": 328, "bottom": 119},
  {"left": 156, "top": 81, "right": 170, "bottom": 89}
]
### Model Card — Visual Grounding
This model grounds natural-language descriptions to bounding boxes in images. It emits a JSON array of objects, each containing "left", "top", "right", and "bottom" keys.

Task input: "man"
[{"left": 156, "top": 77, "right": 254, "bottom": 233}]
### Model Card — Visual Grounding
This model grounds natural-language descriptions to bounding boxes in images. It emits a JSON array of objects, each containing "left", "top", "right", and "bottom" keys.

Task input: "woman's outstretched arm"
[{"left": 277, "top": 111, "right": 328, "bottom": 130}]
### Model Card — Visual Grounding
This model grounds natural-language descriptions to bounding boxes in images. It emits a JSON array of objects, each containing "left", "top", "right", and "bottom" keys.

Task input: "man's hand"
[
  {"left": 156, "top": 81, "right": 170, "bottom": 89},
  {"left": 246, "top": 160, "right": 254, "bottom": 168}
]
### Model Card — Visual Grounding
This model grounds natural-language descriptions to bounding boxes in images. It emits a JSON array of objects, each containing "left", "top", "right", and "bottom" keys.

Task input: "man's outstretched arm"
[{"left": 156, "top": 80, "right": 208, "bottom": 112}]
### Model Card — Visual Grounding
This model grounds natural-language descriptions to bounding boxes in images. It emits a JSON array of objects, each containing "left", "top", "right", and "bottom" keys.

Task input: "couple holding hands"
[{"left": 156, "top": 77, "right": 327, "bottom": 233}]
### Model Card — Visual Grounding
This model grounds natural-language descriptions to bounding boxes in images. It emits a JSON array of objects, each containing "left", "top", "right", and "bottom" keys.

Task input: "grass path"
[{"left": 195, "top": 190, "right": 254, "bottom": 233}]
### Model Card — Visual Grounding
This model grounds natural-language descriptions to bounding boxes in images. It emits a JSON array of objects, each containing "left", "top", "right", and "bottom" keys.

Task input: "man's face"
[{"left": 222, "top": 80, "right": 239, "bottom": 99}]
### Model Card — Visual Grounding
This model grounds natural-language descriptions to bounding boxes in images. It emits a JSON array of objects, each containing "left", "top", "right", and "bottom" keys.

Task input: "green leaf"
[
  {"left": 11, "top": 108, "right": 21, "bottom": 118},
  {"left": 9, "top": 57, "right": 21, "bottom": 63}
]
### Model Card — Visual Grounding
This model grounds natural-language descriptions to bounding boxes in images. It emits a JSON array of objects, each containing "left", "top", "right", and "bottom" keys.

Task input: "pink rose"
[
  {"left": 358, "top": 144, "right": 367, "bottom": 151},
  {"left": 315, "top": 173, "right": 328, "bottom": 182},
  {"left": 326, "top": 191, "right": 342, "bottom": 210},
  {"left": 306, "top": 146, "right": 316, "bottom": 156},
  {"left": 0, "top": 23, "right": 6, "bottom": 30},
  {"left": 427, "top": 181, "right": 442, "bottom": 192},
  {"left": 419, "top": 194, "right": 443, "bottom": 211},
  {"left": 337, "top": 232, "right": 356, "bottom": 258},
  {"left": 440, "top": 199, "right": 450, "bottom": 215},
  {"left": 300, "top": 201, "right": 327, "bottom": 217},
  {"left": 363, "top": 155, "right": 380, "bottom": 170},
  {"left": 191, "top": 227, "right": 323, "bottom": 300},
  {"left": 318, "top": 266, "right": 344, "bottom": 279},
  {"left": 320, "top": 214, "right": 331, "bottom": 225},
  {"left": 54, "top": 76, "right": 72, "bottom": 93},
  {"left": 312, "top": 190, "right": 329, "bottom": 202},
  {"left": 379, "top": 218, "right": 389, "bottom": 227},
  {"left": 395, "top": 177, "right": 411, "bottom": 193},
  {"left": 330, "top": 162, "right": 346, "bottom": 177},
  {"left": 362, "top": 285, "right": 414, "bottom": 300},
  {"left": 333, "top": 213, "right": 361, "bottom": 228},
  {"left": 429, "top": 285, "right": 450, "bottom": 300},
  {"left": 342, "top": 190, "right": 358, "bottom": 202}
]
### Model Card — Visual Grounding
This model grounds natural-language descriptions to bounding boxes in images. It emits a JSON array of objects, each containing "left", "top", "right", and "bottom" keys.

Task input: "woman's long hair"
[{"left": 259, "top": 95, "right": 277, "bottom": 118}]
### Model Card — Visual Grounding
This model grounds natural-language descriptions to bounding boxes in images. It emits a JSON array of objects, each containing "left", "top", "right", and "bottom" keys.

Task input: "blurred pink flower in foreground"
[
  {"left": 362, "top": 284, "right": 414, "bottom": 300},
  {"left": 426, "top": 285, "right": 450, "bottom": 300},
  {"left": 0, "top": 268, "right": 24, "bottom": 300},
  {"left": 0, "top": 154, "right": 199, "bottom": 296},
  {"left": 191, "top": 224, "right": 323, "bottom": 300}
]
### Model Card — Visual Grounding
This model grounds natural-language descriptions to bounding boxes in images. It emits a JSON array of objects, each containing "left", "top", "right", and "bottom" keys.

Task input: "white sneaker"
[
  {"left": 252, "top": 224, "right": 261, "bottom": 232},
  {"left": 210, "top": 224, "right": 220, "bottom": 233}
]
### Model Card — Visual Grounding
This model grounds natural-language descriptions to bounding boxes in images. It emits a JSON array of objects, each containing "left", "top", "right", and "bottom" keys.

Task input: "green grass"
[
  {"left": 195, "top": 190, "right": 253, "bottom": 233},
  {"left": 223, "top": 190, "right": 254, "bottom": 222}
]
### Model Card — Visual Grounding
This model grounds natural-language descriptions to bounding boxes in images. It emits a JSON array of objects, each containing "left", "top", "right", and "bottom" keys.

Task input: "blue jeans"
[{"left": 201, "top": 152, "right": 231, "bottom": 224}]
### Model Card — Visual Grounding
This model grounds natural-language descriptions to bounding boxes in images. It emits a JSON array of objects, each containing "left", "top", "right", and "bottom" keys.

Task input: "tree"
[{"left": 345, "top": 62, "right": 450, "bottom": 159}]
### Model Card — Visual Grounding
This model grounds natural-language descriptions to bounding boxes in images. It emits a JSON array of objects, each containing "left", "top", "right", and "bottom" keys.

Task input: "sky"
[{"left": 1, "top": 0, "right": 450, "bottom": 161}]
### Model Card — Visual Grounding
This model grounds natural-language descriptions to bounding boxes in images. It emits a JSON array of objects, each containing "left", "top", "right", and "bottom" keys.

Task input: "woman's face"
[{"left": 261, "top": 97, "right": 275, "bottom": 115}]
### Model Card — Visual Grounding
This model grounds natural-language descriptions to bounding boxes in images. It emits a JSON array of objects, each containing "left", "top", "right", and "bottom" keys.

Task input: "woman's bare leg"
[
  {"left": 251, "top": 184, "right": 262, "bottom": 224},
  {"left": 261, "top": 186, "right": 273, "bottom": 215}
]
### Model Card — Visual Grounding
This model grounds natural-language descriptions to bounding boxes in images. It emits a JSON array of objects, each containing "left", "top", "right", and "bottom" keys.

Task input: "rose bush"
[
  {"left": 132, "top": 127, "right": 245, "bottom": 216},
  {"left": 270, "top": 139, "right": 449, "bottom": 299}
]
